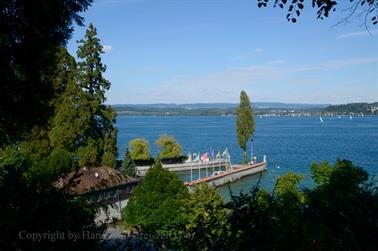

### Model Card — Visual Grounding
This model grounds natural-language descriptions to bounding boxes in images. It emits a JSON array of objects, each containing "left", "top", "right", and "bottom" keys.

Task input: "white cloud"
[
  {"left": 255, "top": 48, "right": 264, "bottom": 53},
  {"left": 337, "top": 29, "right": 378, "bottom": 39},
  {"left": 102, "top": 45, "right": 112, "bottom": 53}
]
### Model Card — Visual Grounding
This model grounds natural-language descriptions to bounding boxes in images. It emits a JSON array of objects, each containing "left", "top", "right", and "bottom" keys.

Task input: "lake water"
[{"left": 116, "top": 115, "right": 378, "bottom": 198}]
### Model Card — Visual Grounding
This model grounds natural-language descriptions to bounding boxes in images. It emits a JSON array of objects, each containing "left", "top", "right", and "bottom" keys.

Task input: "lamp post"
[{"left": 250, "top": 138, "right": 254, "bottom": 164}]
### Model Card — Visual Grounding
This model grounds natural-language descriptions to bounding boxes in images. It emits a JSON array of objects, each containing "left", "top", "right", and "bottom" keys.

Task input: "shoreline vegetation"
[{"left": 113, "top": 102, "right": 378, "bottom": 116}]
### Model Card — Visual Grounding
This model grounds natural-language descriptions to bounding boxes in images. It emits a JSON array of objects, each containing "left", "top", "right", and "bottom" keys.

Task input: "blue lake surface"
[{"left": 116, "top": 115, "right": 378, "bottom": 198}]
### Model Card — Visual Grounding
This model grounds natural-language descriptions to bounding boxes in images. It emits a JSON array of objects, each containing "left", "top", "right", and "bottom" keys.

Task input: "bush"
[
  {"left": 155, "top": 135, "right": 182, "bottom": 158},
  {"left": 122, "top": 160, "right": 188, "bottom": 239},
  {"left": 129, "top": 138, "right": 150, "bottom": 160}
]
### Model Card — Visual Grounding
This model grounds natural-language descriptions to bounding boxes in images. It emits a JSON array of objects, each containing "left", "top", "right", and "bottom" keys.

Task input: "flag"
[
  {"left": 200, "top": 152, "right": 208, "bottom": 162},
  {"left": 215, "top": 150, "right": 221, "bottom": 159},
  {"left": 194, "top": 152, "right": 200, "bottom": 161},
  {"left": 222, "top": 148, "right": 229, "bottom": 159}
]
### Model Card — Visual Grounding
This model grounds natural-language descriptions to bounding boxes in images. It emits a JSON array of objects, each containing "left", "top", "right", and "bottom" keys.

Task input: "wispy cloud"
[
  {"left": 97, "top": 0, "right": 146, "bottom": 5},
  {"left": 230, "top": 48, "right": 264, "bottom": 62},
  {"left": 290, "top": 57, "right": 378, "bottom": 72},
  {"left": 102, "top": 45, "right": 112, "bottom": 53},
  {"left": 266, "top": 59, "right": 287, "bottom": 65},
  {"left": 337, "top": 29, "right": 378, "bottom": 39},
  {"left": 141, "top": 66, "right": 161, "bottom": 73},
  {"left": 110, "top": 57, "right": 377, "bottom": 104}
]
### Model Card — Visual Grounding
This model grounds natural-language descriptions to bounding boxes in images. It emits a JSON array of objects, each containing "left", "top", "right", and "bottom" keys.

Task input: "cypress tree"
[
  {"left": 76, "top": 23, "right": 118, "bottom": 167},
  {"left": 236, "top": 90, "right": 255, "bottom": 163},
  {"left": 121, "top": 148, "right": 137, "bottom": 177}
]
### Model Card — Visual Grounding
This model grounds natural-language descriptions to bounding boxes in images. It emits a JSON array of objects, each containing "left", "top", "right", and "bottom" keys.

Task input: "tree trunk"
[{"left": 243, "top": 150, "right": 247, "bottom": 164}]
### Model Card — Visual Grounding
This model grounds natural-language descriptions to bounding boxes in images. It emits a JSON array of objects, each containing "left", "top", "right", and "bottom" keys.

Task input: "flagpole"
[{"left": 250, "top": 138, "right": 253, "bottom": 164}]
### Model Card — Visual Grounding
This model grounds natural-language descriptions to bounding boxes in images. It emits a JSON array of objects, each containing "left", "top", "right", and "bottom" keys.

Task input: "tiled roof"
[{"left": 55, "top": 166, "right": 137, "bottom": 195}]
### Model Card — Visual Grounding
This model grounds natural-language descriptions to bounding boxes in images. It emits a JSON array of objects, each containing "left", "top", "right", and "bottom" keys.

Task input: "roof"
[{"left": 55, "top": 166, "right": 138, "bottom": 195}]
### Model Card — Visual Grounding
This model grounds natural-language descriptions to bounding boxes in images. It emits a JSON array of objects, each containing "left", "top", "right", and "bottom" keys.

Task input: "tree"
[
  {"left": 129, "top": 138, "right": 151, "bottom": 161},
  {"left": 131, "top": 159, "right": 377, "bottom": 251},
  {"left": 155, "top": 134, "right": 182, "bottom": 159},
  {"left": 221, "top": 160, "right": 378, "bottom": 250},
  {"left": 256, "top": 0, "right": 378, "bottom": 27},
  {"left": 77, "top": 137, "right": 98, "bottom": 167},
  {"left": 49, "top": 47, "right": 85, "bottom": 152},
  {"left": 0, "top": 146, "right": 105, "bottom": 251},
  {"left": 122, "top": 160, "right": 188, "bottom": 238},
  {"left": 75, "top": 23, "right": 118, "bottom": 167},
  {"left": 0, "top": 0, "right": 92, "bottom": 145},
  {"left": 101, "top": 131, "right": 118, "bottom": 167},
  {"left": 178, "top": 184, "right": 228, "bottom": 250},
  {"left": 236, "top": 91, "right": 255, "bottom": 163},
  {"left": 301, "top": 159, "right": 376, "bottom": 250},
  {"left": 121, "top": 148, "right": 137, "bottom": 177}
]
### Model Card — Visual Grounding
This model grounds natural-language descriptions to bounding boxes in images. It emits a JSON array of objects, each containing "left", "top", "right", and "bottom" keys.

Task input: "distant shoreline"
[
  {"left": 113, "top": 102, "right": 378, "bottom": 116},
  {"left": 116, "top": 111, "right": 378, "bottom": 117}
]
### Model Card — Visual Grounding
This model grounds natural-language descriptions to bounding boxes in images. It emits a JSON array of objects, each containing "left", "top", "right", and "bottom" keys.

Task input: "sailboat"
[
  {"left": 350, "top": 115, "right": 352, "bottom": 120},
  {"left": 320, "top": 116, "right": 323, "bottom": 123}
]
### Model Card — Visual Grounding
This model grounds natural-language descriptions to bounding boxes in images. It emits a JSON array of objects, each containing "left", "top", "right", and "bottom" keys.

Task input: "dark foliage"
[
  {"left": 0, "top": 147, "right": 105, "bottom": 251},
  {"left": 146, "top": 159, "right": 377, "bottom": 250},
  {"left": 257, "top": 0, "right": 378, "bottom": 26},
  {"left": 133, "top": 158, "right": 156, "bottom": 167},
  {"left": 121, "top": 155, "right": 189, "bottom": 167},
  {"left": 0, "top": 0, "right": 92, "bottom": 145},
  {"left": 220, "top": 159, "right": 378, "bottom": 250}
]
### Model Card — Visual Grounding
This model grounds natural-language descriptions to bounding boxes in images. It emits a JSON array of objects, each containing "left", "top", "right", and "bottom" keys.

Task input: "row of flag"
[{"left": 186, "top": 148, "right": 230, "bottom": 162}]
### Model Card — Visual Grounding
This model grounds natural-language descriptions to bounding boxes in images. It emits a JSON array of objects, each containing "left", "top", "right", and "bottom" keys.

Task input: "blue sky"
[{"left": 67, "top": 0, "right": 378, "bottom": 104}]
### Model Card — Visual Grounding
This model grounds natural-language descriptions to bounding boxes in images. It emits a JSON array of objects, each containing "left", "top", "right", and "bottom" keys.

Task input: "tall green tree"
[
  {"left": 49, "top": 47, "right": 85, "bottom": 152},
  {"left": 76, "top": 23, "right": 118, "bottom": 167},
  {"left": 236, "top": 90, "right": 255, "bottom": 163},
  {"left": 155, "top": 134, "right": 182, "bottom": 158},
  {"left": 0, "top": 0, "right": 92, "bottom": 145}
]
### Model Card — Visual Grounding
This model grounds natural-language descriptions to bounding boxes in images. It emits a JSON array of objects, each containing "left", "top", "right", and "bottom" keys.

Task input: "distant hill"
[
  {"left": 323, "top": 102, "right": 378, "bottom": 115},
  {"left": 112, "top": 102, "right": 329, "bottom": 111},
  {"left": 112, "top": 102, "right": 331, "bottom": 116},
  {"left": 112, "top": 102, "right": 378, "bottom": 116}
]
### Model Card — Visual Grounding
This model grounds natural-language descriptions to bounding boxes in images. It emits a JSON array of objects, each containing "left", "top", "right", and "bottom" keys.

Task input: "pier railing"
[{"left": 136, "top": 159, "right": 231, "bottom": 177}]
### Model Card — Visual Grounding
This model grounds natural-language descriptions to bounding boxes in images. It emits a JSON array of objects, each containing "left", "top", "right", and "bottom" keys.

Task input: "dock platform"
[
  {"left": 136, "top": 159, "right": 231, "bottom": 177},
  {"left": 185, "top": 161, "right": 267, "bottom": 188}
]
